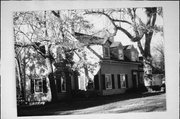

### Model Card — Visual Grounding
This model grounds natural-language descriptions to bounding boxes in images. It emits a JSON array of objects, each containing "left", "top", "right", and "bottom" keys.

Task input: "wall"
[{"left": 100, "top": 61, "right": 139, "bottom": 95}]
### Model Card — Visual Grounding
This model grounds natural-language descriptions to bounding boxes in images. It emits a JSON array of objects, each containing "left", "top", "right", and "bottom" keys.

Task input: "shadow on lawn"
[{"left": 18, "top": 91, "right": 165, "bottom": 116}]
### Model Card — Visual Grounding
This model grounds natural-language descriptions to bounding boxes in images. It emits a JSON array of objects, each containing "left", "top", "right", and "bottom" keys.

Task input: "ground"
[{"left": 18, "top": 92, "right": 166, "bottom": 116}]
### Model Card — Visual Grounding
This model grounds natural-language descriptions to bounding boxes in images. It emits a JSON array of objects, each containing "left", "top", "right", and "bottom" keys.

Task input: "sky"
[
  {"left": 84, "top": 8, "right": 164, "bottom": 57},
  {"left": 15, "top": 8, "right": 164, "bottom": 58}
]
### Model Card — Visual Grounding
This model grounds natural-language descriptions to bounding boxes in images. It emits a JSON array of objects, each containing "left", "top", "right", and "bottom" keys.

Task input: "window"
[
  {"left": 104, "top": 46, "right": 110, "bottom": 58},
  {"left": 61, "top": 76, "right": 66, "bottom": 92},
  {"left": 35, "top": 79, "right": 43, "bottom": 92},
  {"left": 105, "top": 74, "right": 112, "bottom": 89},
  {"left": 56, "top": 73, "right": 67, "bottom": 93},
  {"left": 120, "top": 75, "right": 126, "bottom": 88},
  {"left": 118, "top": 49, "right": 124, "bottom": 60},
  {"left": 31, "top": 78, "right": 47, "bottom": 94},
  {"left": 117, "top": 74, "right": 128, "bottom": 89},
  {"left": 131, "top": 51, "right": 139, "bottom": 61}
]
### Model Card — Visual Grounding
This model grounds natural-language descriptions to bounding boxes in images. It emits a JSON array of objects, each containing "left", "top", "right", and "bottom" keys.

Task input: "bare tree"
[
  {"left": 152, "top": 40, "right": 165, "bottom": 74},
  {"left": 85, "top": 7, "right": 163, "bottom": 88}
]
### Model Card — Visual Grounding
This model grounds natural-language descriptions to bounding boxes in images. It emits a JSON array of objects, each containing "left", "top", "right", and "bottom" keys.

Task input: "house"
[
  {"left": 16, "top": 32, "right": 144, "bottom": 104},
  {"left": 71, "top": 32, "right": 144, "bottom": 96}
]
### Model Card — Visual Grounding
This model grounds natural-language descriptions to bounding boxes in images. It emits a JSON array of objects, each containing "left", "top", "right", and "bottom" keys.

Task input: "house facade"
[
  {"left": 16, "top": 32, "right": 144, "bottom": 104},
  {"left": 72, "top": 32, "right": 144, "bottom": 96}
]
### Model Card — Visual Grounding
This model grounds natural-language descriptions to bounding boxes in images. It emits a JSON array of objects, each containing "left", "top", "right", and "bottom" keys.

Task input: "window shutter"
[
  {"left": 56, "top": 74, "right": 61, "bottom": 93},
  {"left": 101, "top": 74, "right": 105, "bottom": 90},
  {"left": 94, "top": 74, "right": 99, "bottom": 90},
  {"left": 43, "top": 78, "right": 48, "bottom": 93},
  {"left": 111, "top": 74, "right": 115, "bottom": 89},
  {"left": 125, "top": 74, "right": 128, "bottom": 88},
  {"left": 31, "top": 79, "right": 34, "bottom": 94},
  {"left": 117, "top": 74, "right": 121, "bottom": 89}
]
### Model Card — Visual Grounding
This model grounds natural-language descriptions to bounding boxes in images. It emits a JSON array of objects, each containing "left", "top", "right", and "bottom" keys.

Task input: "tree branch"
[
  {"left": 116, "top": 26, "right": 144, "bottom": 42},
  {"left": 137, "top": 41, "right": 144, "bottom": 56},
  {"left": 15, "top": 43, "right": 46, "bottom": 58},
  {"left": 85, "top": 10, "right": 144, "bottom": 42},
  {"left": 51, "top": 11, "right": 60, "bottom": 18},
  {"left": 87, "top": 45, "right": 103, "bottom": 60},
  {"left": 111, "top": 19, "right": 132, "bottom": 25}
]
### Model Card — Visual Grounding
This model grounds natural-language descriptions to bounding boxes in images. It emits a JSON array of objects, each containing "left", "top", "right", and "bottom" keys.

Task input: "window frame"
[
  {"left": 34, "top": 78, "right": 43, "bottom": 93},
  {"left": 118, "top": 49, "right": 124, "bottom": 60},
  {"left": 120, "top": 74, "right": 127, "bottom": 88},
  {"left": 105, "top": 74, "right": 112, "bottom": 90},
  {"left": 60, "top": 75, "right": 67, "bottom": 92},
  {"left": 103, "top": 46, "right": 110, "bottom": 58}
]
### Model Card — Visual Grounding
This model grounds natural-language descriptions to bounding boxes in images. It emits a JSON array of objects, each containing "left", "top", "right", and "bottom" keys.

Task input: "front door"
[{"left": 132, "top": 71, "right": 138, "bottom": 88}]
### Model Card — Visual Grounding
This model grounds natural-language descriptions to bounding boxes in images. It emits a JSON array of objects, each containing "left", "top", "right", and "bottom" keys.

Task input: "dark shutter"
[
  {"left": 94, "top": 74, "right": 99, "bottom": 90},
  {"left": 65, "top": 72, "right": 71, "bottom": 92},
  {"left": 43, "top": 78, "right": 48, "bottom": 93},
  {"left": 56, "top": 74, "right": 61, "bottom": 93},
  {"left": 117, "top": 74, "right": 121, "bottom": 89},
  {"left": 74, "top": 72, "right": 79, "bottom": 90},
  {"left": 125, "top": 74, "right": 128, "bottom": 88},
  {"left": 31, "top": 79, "right": 34, "bottom": 94},
  {"left": 101, "top": 74, "right": 105, "bottom": 90},
  {"left": 111, "top": 74, "right": 115, "bottom": 89}
]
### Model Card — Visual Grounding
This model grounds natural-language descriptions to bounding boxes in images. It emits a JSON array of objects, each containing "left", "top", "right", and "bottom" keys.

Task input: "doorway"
[{"left": 132, "top": 71, "right": 138, "bottom": 88}]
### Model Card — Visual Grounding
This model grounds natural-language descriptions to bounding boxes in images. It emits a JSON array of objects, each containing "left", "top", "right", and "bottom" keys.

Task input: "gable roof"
[
  {"left": 74, "top": 32, "right": 108, "bottom": 45},
  {"left": 123, "top": 45, "right": 133, "bottom": 50},
  {"left": 123, "top": 45, "right": 139, "bottom": 55}
]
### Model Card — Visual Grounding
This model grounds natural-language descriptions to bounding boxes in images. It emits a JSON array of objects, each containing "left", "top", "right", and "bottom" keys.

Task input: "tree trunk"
[
  {"left": 43, "top": 11, "right": 58, "bottom": 102},
  {"left": 139, "top": 8, "right": 157, "bottom": 91},
  {"left": 45, "top": 45, "right": 58, "bottom": 102},
  {"left": 143, "top": 32, "right": 154, "bottom": 92},
  {"left": 143, "top": 58, "right": 153, "bottom": 91},
  {"left": 22, "top": 54, "right": 27, "bottom": 101},
  {"left": 15, "top": 57, "right": 25, "bottom": 101}
]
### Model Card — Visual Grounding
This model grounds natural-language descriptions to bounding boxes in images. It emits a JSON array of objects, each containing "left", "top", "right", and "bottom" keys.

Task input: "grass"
[{"left": 18, "top": 92, "right": 166, "bottom": 116}]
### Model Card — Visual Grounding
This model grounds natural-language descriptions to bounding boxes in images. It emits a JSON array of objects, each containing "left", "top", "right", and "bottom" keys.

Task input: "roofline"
[
  {"left": 101, "top": 59, "right": 142, "bottom": 65},
  {"left": 74, "top": 32, "right": 104, "bottom": 39}
]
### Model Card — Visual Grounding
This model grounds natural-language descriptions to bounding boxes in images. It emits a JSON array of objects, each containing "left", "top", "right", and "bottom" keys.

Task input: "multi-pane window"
[
  {"left": 104, "top": 46, "right": 110, "bottom": 58},
  {"left": 56, "top": 73, "right": 67, "bottom": 93},
  {"left": 31, "top": 78, "right": 47, "bottom": 93},
  {"left": 61, "top": 76, "right": 66, "bottom": 92},
  {"left": 118, "top": 74, "right": 128, "bottom": 88},
  {"left": 34, "top": 79, "right": 43, "bottom": 92},
  {"left": 120, "top": 74, "right": 126, "bottom": 88},
  {"left": 131, "top": 51, "right": 139, "bottom": 61},
  {"left": 105, "top": 74, "right": 112, "bottom": 89},
  {"left": 118, "top": 49, "right": 124, "bottom": 60}
]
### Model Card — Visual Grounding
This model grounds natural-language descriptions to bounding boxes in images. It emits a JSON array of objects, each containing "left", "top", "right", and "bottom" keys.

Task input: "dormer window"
[
  {"left": 118, "top": 49, "right": 124, "bottom": 60},
  {"left": 104, "top": 46, "right": 110, "bottom": 58},
  {"left": 123, "top": 45, "right": 139, "bottom": 61},
  {"left": 110, "top": 42, "right": 124, "bottom": 60}
]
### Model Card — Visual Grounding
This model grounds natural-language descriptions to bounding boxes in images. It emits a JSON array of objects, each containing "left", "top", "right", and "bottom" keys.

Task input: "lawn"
[{"left": 18, "top": 92, "right": 166, "bottom": 116}]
